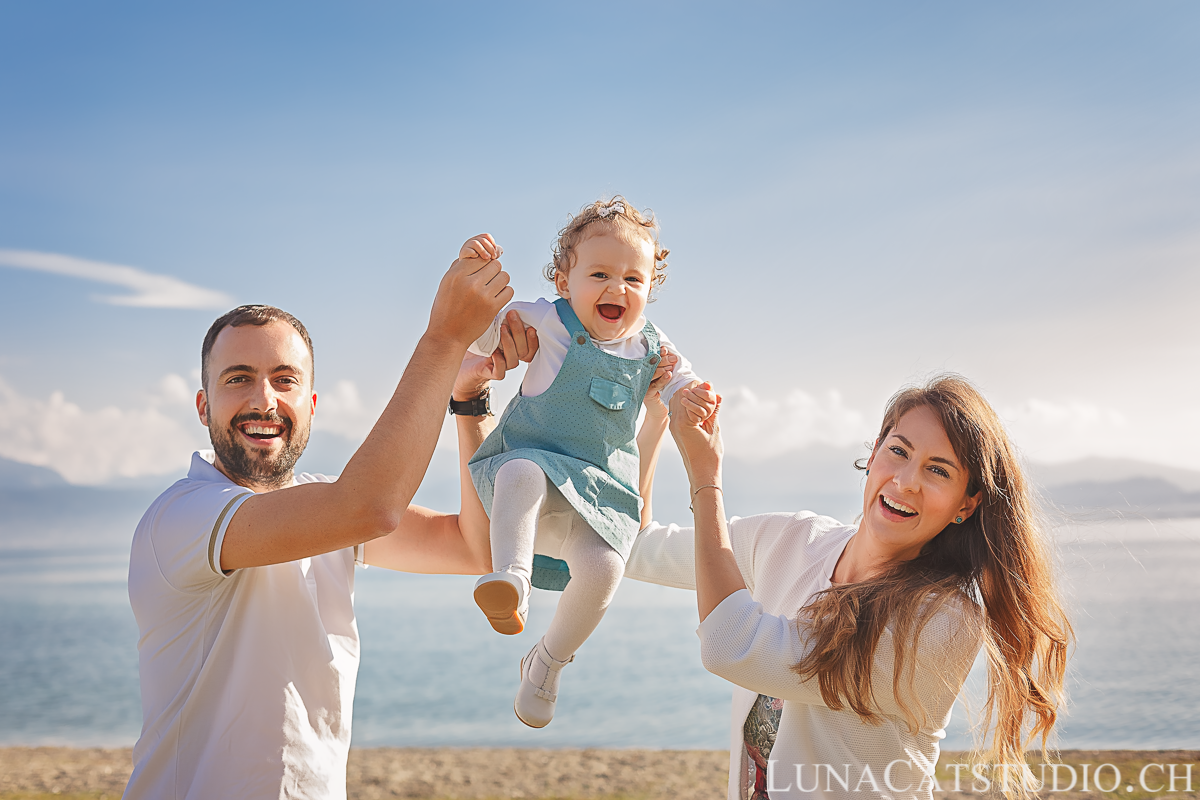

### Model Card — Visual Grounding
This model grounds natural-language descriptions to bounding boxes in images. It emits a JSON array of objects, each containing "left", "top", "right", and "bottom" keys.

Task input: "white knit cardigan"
[{"left": 625, "top": 512, "right": 983, "bottom": 800}]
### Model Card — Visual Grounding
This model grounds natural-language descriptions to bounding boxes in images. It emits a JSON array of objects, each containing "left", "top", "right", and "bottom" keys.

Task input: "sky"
[{"left": 0, "top": 2, "right": 1198, "bottom": 490}]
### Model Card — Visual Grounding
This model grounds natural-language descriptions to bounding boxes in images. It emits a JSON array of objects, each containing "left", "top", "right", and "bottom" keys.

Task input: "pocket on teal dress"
[{"left": 588, "top": 377, "right": 633, "bottom": 410}]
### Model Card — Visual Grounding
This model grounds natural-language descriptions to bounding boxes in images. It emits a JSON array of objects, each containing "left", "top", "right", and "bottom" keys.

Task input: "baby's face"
[{"left": 555, "top": 232, "right": 655, "bottom": 342}]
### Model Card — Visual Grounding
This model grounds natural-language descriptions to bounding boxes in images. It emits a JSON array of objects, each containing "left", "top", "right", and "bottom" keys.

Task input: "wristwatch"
[{"left": 448, "top": 387, "right": 492, "bottom": 416}]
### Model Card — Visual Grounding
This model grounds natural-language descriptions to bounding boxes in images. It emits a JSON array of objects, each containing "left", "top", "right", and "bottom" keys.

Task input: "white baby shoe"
[
  {"left": 514, "top": 637, "right": 574, "bottom": 728},
  {"left": 473, "top": 570, "right": 529, "bottom": 635}
]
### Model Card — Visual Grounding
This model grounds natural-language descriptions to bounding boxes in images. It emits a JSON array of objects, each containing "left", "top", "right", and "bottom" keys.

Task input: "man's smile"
[
  {"left": 242, "top": 423, "right": 283, "bottom": 438},
  {"left": 234, "top": 414, "right": 290, "bottom": 446}
]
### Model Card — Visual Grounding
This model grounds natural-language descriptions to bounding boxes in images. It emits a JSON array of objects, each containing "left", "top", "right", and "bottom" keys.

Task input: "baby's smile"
[{"left": 597, "top": 303, "right": 625, "bottom": 321}]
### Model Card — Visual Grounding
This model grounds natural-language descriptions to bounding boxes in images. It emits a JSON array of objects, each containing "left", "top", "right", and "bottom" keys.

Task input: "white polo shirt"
[{"left": 125, "top": 451, "right": 362, "bottom": 800}]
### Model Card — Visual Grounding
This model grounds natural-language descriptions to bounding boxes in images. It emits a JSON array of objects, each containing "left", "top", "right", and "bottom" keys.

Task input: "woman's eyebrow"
[{"left": 893, "top": 433, "right": 961, "bottom": 470}]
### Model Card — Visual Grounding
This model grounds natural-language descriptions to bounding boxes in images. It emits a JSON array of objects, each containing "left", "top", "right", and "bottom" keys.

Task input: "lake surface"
[{"left": 1, "top": 506, "right": 1197, "bottom": 750}]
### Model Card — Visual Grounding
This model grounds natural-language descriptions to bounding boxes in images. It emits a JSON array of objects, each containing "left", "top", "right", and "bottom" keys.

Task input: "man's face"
[{"left": 196, "top": 320, "right": 317, "bottom": 492}]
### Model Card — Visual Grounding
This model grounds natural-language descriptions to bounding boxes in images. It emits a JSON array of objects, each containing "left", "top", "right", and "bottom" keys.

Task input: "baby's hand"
[
  {"left": 643, "top": 347, "right": 677, "bottom": 424},
  {"left": 459, "top": 234, "right": 503, "bottom": 264}
]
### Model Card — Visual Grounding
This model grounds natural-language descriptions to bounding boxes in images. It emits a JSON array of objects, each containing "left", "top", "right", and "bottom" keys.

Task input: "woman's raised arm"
[{"left": 668, "top": 383, "right": 746, "bottom": 621}]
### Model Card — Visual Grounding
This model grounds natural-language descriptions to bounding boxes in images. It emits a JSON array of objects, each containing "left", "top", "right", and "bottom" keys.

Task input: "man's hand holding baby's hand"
[
  {"left": 431, "top": 233, "right": 511, "bottom": 346},
  {"left": 459, "top": 234, "right": 503, "bottom": 264}
]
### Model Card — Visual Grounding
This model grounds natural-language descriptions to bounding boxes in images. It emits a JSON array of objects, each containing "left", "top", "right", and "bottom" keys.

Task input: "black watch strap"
[{"left": 448, "top": 388, "right": 492, "bottom": 416}]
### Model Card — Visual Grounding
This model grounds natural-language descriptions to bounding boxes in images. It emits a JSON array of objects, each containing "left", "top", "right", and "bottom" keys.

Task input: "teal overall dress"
[{"left": 468, "top": 298, "right": 662, "bottom": 591}]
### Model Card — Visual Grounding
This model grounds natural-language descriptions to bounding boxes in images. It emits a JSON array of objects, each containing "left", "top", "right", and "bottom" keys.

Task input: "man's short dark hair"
[{"left": 200, "top": 305, "right": 315, "bottom": 392}]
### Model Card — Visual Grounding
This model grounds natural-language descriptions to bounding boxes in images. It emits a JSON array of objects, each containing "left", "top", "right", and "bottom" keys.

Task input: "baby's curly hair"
[{"left": 543, "top": 196, "right": 669, "bottom": 300}]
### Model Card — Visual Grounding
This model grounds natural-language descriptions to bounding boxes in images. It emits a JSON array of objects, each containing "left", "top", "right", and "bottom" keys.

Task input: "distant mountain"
[
  {"left": 2, "top": 448, "right": 1198, "bottom": 537},
  {"left": 659, "top": 451, "right": 1200, "bottom": 522},
  {"left": 0, "top": 456, "right": 159, "bottom": 530},
  {"left": 0, "top": 455, "right": 68, "bottom": 488},
  {"left": 1027, "top": 458, "right": 1200, "bottom": 520},
  {"left": 1035, "top": 477, "right": 1200, "bottom": 520},
  {"left": 471, "top": 447, "right": 1200, "bottom": 523},
  {"left": 1028, "top": 457, "right": 1200, "bottom": 493}
]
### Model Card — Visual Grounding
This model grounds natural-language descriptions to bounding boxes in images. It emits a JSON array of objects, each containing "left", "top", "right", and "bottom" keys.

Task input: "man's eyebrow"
[
  {"left": 892, "top": 433, "right": 961, "bottom": 470},
  {"left": 217, "top": 364, "right": 306, "bottom": 379}
]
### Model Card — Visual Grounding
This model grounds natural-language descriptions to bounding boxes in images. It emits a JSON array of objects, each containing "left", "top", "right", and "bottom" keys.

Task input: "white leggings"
[{"left": 491, "top": 458, "right": 626, "bottom": 662}]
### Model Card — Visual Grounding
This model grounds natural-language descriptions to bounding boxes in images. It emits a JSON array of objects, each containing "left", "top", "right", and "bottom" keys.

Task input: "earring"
[
  {"left": 954, "top": 516, "right": 963, "bottom": 524},
  {"left": 866, "top": 469, "right": 870, "bottom": 476}
]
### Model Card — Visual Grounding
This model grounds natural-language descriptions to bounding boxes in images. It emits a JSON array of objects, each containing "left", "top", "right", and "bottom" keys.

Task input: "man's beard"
[{"left": 207, "top": 410, "right": 310, "bottom": 491}]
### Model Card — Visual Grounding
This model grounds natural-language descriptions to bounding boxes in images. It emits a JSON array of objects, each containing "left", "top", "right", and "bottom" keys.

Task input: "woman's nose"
[{"left": 893, "top": 463, "right": 920, "bottom": 492}]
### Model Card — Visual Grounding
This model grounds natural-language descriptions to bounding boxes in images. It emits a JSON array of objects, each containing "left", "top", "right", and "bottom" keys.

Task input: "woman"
[{"left": 625, "top": 375, "right": 1072, "bottom": 800}]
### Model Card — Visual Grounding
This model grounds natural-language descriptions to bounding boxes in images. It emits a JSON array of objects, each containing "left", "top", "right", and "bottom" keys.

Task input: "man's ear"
[
  {"left": 310, "top": 390, "right": 318, "bottom": 416},
  {"left": 196, "top": 389, "right": 210, "bottom": 428}
]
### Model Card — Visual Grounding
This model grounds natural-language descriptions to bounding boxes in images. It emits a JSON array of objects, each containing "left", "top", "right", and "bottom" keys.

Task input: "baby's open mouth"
[{"left": 597, "top": 304, "right": 625, "bottom": 321}]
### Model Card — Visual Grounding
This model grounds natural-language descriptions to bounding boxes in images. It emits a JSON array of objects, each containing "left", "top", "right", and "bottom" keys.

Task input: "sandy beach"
[{"left": 1, "top": 747, "right": 1197, "bottom": 799}]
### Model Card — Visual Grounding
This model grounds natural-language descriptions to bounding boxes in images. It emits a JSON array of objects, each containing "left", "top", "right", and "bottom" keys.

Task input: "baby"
[{"left": 460, "top": 197, "right": 702, "bottom": 728}]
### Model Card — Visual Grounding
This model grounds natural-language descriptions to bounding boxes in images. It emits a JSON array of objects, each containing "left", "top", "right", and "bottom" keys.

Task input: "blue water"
[{"left": 1, "top": 509, "right": 1198, "bottom": 750}]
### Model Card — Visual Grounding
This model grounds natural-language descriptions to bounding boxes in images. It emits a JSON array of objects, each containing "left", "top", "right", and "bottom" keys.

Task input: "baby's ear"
[{"left": 553, "top": 269, "right": 571, "bottom": 299}]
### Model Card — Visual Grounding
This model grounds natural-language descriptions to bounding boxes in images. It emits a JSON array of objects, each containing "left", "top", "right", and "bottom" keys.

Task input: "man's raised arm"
[
  {"left": 219, "top": 246, "right": 512, "bottom": 570},
  {"left": 362, "top": 311, "right": 540, "bottom": 574}
]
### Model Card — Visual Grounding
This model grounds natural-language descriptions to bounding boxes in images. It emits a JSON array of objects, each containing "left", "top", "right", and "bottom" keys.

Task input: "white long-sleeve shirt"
[
  {"left": 469, "top": 297, "right": 700, "bottom": 406},
  {"left": 625, "top": 512, "right": 983, "bottom": 800}
]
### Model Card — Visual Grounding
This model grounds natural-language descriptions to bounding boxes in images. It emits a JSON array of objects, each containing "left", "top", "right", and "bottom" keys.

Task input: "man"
[{"left": 124, "top": 241, "right": 536, "bottom": 799}]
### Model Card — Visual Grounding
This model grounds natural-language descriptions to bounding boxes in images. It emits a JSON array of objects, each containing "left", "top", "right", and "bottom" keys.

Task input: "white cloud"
[
  {"left": 312, "top": 379, "right": 379, "bottom": 441},
  {"left": 717, "top": 386, "right": 873, "bottom": 461},
  {"left": 0, "top": 374, "right": 207, "bottom": 484},
  {"left": 1001, "top": 398, "right": 1131, "bottom": 464},
  {"left": 0, "top": 249, "right": 233, "bottom": 309}
]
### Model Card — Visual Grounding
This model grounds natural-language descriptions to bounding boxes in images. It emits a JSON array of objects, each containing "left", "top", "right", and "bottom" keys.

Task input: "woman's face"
[{"left": 861, "top": 404, "right": 981, "bottom": 561}]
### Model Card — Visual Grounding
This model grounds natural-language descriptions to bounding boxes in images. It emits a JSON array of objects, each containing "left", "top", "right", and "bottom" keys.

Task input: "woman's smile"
[{"left": 879, "top": 494, "right": 918, "bottom": 519}]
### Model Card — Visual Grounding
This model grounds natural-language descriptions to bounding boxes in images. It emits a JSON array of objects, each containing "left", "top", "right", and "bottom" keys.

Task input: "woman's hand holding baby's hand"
[
  {"left": 669, "top": 382, "right": 723, "bottom": 484},
  {"left": 677, "top": 381, "right": 719, "bottom": 428}
]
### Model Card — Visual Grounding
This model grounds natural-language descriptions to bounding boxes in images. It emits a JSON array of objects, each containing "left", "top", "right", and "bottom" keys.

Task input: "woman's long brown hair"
[{"left": 793, "top": 375, "right": 1072, "bottom": 796}]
